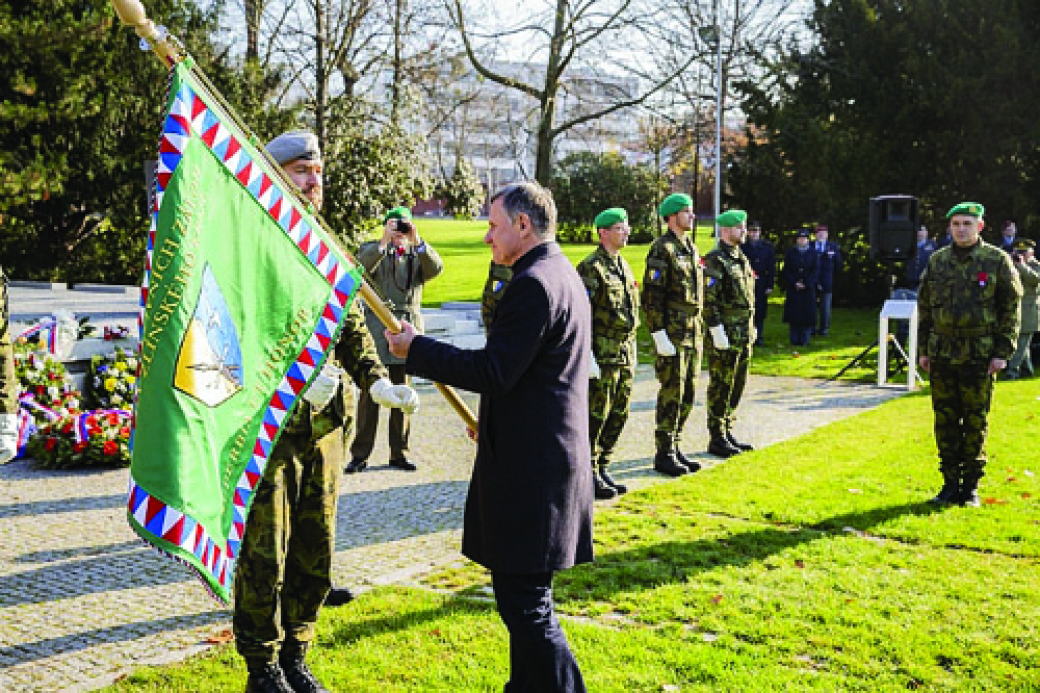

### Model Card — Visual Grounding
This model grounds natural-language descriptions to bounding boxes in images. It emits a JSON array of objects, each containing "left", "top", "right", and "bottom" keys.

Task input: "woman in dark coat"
[{"left": 782, "top": 230, "right": 819, "bottom": 346}]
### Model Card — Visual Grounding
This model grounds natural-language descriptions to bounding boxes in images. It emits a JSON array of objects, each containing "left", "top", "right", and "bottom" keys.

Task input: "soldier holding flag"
[{"left": 233, "top": 131, "right": 421, "bottom": 693}]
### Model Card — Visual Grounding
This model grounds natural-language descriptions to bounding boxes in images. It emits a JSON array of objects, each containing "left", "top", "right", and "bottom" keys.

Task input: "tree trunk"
[
  {"left": 390, "top": 0, "right": 404, "bottom": 125},
  {"left": 314, "top": 0, "right": 327, "bottom": 149},
  {"left": 534, "top": 0, "right": 568, "bottom": 186},
  {"left": 245, "top": 0, "right": 263, "bottom": 62}
]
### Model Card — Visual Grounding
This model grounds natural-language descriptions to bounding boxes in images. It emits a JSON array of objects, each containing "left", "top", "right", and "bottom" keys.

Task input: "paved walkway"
[{"left": 0, "top": 368, "right": 904, "bottom": 691}]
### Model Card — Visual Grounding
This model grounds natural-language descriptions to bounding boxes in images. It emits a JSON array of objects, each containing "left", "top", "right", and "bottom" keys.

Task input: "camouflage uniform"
[
  {"left": 351, "top": 239, "right": 443, "bottom": 462},
  {"left": 1007, "top": 256, "right": 1039, "bottom": 378},
  {"left": 641, "top": 230, "right": 704, "bottom": 454},
  {"left": 481, "top": 262, "right": 513, "bottom": 331},
  {"left": 703, "top": 240, "right": 755, "bottom": 440},
  {"left": 577, "top": 246, "right": 639, "bottom": 470},
  {"left": 1, "top": 267, "right": 16, "bottom": 416},
  {"left": 917, "top": 240, "right": 1021, "bottom": 497},
  {"left": 233, "top": 301, "right": 386, "bottom": 666}
]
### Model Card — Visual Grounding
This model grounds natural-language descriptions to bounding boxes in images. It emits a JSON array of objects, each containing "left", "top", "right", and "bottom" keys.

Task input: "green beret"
[
  {"left": 383, "top": 206, "right": 413, "bottom": 224},
  {"left": 658, "top": 193, "right": 693, "bottom": 218},
  {"left": 946, "top": 201, "right": 985, "bottom": 219},
  {"left": 716, "top": 210, "right": 747, "bottom": 228},
  {"left": 594, "top": 207, "right": 628, "bottom": 228},
  {"left": 1014, "top": 238, "right": 1036, "bottom": 251}
]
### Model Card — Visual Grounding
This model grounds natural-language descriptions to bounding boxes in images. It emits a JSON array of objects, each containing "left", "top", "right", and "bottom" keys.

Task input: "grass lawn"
[
  {"left": 109, "top": 378, "right": 1040, "bottom": 692},
  {"left": 378, "top": 218, "right": 896, "bottom": 382}
]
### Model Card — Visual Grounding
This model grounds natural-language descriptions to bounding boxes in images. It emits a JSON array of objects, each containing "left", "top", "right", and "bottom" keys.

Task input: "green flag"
[{"left": 127, "top": 61, "right": 361, "bottom": 603}]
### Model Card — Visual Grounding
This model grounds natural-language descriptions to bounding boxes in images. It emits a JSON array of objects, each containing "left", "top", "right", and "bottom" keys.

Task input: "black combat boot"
[
  {"left": 927, "top": 469, "right": 959, "bottom": 505},
  {"left": 593, "top": 471, "right": 618, "bottom": 500},
  {"left": 674, "top": 449, "right": 702, "bottom": 473},
  {"left": 324, "top": 586, "right": 355, "bottom": 606},
  {"left": 279, "top": 648, "right": 330, "bottom": 693},
  {"left": 707, "top": 436, "right": 740, "bottom": 458},
  {"left": 653, "top": 449, "right": 688, "bottom": 477},
  {"left": 244, "top": 662, "right": 293, "bottom": 693},
  {"left": 726, "top": 433, "right": 754, "bottom": 452},
  {"left": 957, "top": 474, "right": 982, "bottom": 508},
  {"left": 599, "top": 466, "right": 628, "bottom": 494}
]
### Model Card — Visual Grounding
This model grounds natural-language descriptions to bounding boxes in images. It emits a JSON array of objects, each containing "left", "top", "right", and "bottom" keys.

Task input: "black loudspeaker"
[{"left": 869, "top": 195, "right": 919, "bottom": 261}]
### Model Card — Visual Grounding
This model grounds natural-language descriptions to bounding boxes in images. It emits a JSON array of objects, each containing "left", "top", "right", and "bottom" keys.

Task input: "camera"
[{"left": 395, "top": 219, "right": 414, "bottom": 234}]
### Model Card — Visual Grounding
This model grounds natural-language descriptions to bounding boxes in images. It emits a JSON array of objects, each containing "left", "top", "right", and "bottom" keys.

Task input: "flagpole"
[{"left": 110, "top": 0, "right": 478, "bottom": 432}]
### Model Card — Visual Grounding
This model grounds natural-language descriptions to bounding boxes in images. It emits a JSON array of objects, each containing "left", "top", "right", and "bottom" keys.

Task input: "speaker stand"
[{"left": 823, "top": 269, "right": 914, "bottom": 385}]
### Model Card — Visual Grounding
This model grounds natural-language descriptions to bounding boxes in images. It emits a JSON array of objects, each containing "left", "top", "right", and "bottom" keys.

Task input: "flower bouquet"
[
  {"left": 25, "top": 410, "right": 132, "bottom": 469},
  {"left": 12, "top": 342, "right": 81, "bottom": 424},
  {"left": 83, "top": 347, "right": 139, "bottom": 410}
]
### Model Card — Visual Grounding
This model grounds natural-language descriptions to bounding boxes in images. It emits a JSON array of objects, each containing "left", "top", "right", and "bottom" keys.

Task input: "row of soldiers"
[
  {"left": 483, "top": 193, "right": 757, "bottom": 500},
  {"left": 479, "top": 196, "right": 1028, "bottom": 510}
]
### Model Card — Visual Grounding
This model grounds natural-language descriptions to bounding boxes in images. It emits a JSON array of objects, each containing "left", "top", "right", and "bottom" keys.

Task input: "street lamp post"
[{"left": 697, "top": 18, "right": 723, "bottom": 239}]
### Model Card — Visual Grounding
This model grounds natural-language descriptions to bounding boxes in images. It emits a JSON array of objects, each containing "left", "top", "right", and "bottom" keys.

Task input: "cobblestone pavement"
[{"left": 0, "top": 367, "right": 904, "bottom": 691}]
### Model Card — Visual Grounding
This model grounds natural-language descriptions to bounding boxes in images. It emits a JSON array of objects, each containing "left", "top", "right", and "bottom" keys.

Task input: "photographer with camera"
[
  {"left": 1007, "top": 238, "right": 1039, "bottom": 379},
  {"left": 347, "top": 206, "right": 444, "bottom": 474}
]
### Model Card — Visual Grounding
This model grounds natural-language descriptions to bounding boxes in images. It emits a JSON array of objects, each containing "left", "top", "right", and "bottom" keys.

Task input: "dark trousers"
[
  {"left": 491, "top": 572, "right": 586, "bottom": 693},
  {"left": 753, "top": 291, "right": 768, "bottom": 344},
  {"left": 789, "top": 325, "right": 813, "bottom": 346},
  {"left": 350, "top": 363, "right": 410, "bottom": 460},
  {"left": 816, "top": 292, "right": 833, "bottom": 333}
]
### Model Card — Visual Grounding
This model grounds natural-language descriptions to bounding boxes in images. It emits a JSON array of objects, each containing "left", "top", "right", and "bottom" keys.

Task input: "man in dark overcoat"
[
  {"left": 387, "top": 181, "right": 593, "bottom": 692},
  {"left": 782, "top": 229, "right": 819, "bottom": 346},
  {"left": 741, "top": 221, "right": 775, "bottom": 346}
]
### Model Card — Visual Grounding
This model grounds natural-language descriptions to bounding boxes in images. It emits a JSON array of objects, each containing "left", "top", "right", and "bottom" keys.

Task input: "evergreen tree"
[
  {"left": 437, "top": 158, "right": 484, "bottom": 220},
  {"left": 0, "top": 0, "right": 294, "bottom": 283}
]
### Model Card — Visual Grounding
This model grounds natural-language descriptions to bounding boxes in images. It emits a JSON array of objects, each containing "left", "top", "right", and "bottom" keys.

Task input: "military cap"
[
  {"left": 658, "top": 193, "right": 693, "bottom": 218},
  {"left": 1014, "top": 238, "right": 1036, "bottom": 251},
  {"left": 383, "top": 206, "right": 413, "bottom": 224},
  {"left": 594, "top": 207, "right": 628, "bottom": 228},
  {"left": 796, "top": 228, "right": 811, "bottom": 238},
  {"left": 946, "top": 201, "right": 985, "bottom": 219},
  {"left": 266, "top": 130, "right": 321, "bottom": 165},
  {"left": 716, "top": 210, "right": 747, "bottom": 228}
]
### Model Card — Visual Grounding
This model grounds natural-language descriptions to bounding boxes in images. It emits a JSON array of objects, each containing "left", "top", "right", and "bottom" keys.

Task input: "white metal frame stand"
[{"left": 878, "top": 299, "right": 923, "bottom": 390}]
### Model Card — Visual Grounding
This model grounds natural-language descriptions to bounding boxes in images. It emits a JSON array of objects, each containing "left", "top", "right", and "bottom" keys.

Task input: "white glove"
[
  {"left": 651, "top": 329, "right": 677, "bottom": 357},
  {"left": 303, "top": 362, "right": 342, "bottom": 410},
  {"left": 0, "top": 413, "right": 18, "bottom": 465},
  {"left": 589, "top": 353, "right": 601, "bottom": 380},
  {"left": 370, "top": 377, "right": 420, "bottom": 415},
  {"left": 709, "top": 324, "right": 730, "bottom": 350}
]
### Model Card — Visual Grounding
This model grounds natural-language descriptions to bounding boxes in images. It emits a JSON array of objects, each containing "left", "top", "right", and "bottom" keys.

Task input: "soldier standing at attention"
[
  {"left": 577, "top": 208, "right": 640, "bottom": 500},
  {"left": 234, "top": 130, "right": 420, "bottom": 693},
  {"left": 741, "top": 221, "right": 775, "bottom": 346},
  {"left": 642, "top": 193, "right": 704, "bottom": 478},
  {"left": 0, "top": 265, "right": 18, "bottom": 464},
  {"left": 703, "top": 210, "right": 756, "bottom": 459},
  {"left": 917, "top": 202, "right": 1021, "bottom": 507},
  {"left": 347, "top": 206, "right": 444, "bottom": 474}
]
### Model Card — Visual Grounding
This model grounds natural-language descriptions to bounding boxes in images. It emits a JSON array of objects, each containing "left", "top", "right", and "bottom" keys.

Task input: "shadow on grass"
[
  {"left": 322, "top": 593, "right": 494, "bottom": 649},
  {"left": 565, "top": 501, "right": 944, "bottom": 597}
]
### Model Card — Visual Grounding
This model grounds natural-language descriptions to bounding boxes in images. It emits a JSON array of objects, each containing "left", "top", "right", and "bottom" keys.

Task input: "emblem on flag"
[{"left": 174, "top": 265, "right": 243, "bottom": 407}]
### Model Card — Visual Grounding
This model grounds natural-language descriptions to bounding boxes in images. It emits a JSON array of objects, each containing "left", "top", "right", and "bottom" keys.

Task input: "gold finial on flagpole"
[{"left": 110, "top": 0, "right": 183, "bottom": 65}]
